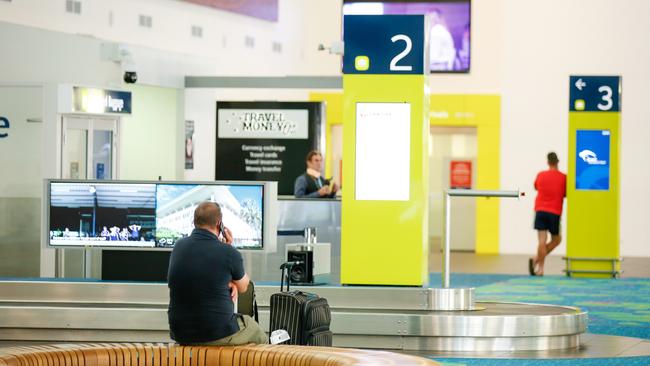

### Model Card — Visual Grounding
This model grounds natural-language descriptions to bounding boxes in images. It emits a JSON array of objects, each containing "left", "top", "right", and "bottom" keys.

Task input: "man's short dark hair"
[
  {"left": 305, "top": 150, "right": 322, "bottom": 163},
  {"left": 193, "top": 202, "right": 222, "bottom": 228},
  {"left": 547, "top": 152, "right": 559, "bottom": 165}
]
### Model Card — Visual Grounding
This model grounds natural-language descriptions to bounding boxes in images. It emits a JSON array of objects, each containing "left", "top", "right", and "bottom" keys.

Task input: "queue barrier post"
[{"left": 442, "top": 189, "right": 522, "bottom": 288}]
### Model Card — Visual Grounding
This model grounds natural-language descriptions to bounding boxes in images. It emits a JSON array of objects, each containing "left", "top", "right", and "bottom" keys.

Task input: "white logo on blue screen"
[{"left": 578, "top": 149, "right": 607, "bottom": 165}]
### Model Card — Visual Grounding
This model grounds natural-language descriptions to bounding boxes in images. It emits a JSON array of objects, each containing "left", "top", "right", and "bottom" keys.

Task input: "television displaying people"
[
  {"left": 129, "top": 224, "right": 142, "bottom": 241},
  {"left": 49, "top": 182, "right": 156, "bottom": 247},
  {"left": 109, "top": 226, "right": 120, "bottom": 241},
  {"left": 343, "top": 1, "right": 472, "bottom": 72},
  {"left": 156, "top": 184, "right": 263, "bottom": 249},
  {"left": 429, "top": 9, "right": 456, "bottom": 71},
  {"left": 119, "top": 227, "right": 130, "bottom": 241},
  {"left": 49, "top": 182, "right": 264, "bottom": 249}
]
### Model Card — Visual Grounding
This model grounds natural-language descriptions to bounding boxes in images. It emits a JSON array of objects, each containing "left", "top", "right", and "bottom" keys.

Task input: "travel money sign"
[{"left": 215, "top": 101, "right": 324, "bottom": 196}]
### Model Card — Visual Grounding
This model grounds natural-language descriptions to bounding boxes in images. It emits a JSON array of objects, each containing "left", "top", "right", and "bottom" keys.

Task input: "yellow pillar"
[
  {"left": 340, "top": 15, "right": 429, "bottom": 286},
  {"left": 567, "top": 76, "right": 621, "bottom": 278}
]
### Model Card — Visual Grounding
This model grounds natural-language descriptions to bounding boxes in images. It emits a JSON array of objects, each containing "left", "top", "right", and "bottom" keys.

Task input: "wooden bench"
[{"left": 0, "top": 343, "right": 440, "bottom": 366}]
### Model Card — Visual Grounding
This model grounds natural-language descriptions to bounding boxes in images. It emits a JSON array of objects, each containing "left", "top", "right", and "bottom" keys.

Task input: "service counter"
[{"left": 243, "top": 196, "right": 341, "bottom": 283}]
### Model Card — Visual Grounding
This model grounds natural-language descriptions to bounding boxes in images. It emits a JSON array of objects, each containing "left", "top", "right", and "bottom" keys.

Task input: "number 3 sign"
[
  {"left": 569, "top": 76, "right": 621, "bottom": 112},
  {"left": 343, "top": 15, "right": 427, "bottom": 75}
]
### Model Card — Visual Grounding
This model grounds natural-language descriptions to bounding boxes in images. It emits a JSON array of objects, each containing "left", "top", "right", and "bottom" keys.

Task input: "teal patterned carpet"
[
  {"left": 428, "top": 273, "right": 650, "bottom": 339},
  {"left": 427, "top": 273, "right": 650, "bottom": 365}
]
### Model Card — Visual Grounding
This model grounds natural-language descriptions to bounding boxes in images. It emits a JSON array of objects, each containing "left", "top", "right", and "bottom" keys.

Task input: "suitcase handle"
[{"left": 279, "top": 261, "right": 303, "bottom": 292}]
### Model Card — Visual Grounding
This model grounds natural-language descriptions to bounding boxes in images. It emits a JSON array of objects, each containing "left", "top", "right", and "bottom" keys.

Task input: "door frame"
[
  {"left": 61, "top": 114, "right": 119, "bottom": 180},
  {"left": 429, "top": 95, "right": 501, "bottom": 254}
]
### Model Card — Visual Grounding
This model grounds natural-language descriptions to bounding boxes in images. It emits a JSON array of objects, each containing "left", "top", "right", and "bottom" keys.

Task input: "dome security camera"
[{"left": 123, "top": 71, "right": 138, "bottom": 84}]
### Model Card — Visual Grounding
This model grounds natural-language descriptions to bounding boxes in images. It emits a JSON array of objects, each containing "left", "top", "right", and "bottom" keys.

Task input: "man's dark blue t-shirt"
[{"left": 167, "top": 228, "right": 245, "bottom": 343}]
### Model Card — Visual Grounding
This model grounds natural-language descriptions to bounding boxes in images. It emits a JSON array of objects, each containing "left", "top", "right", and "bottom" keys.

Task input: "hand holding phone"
[{"left": 219, "top": 221, "right": 234, "bottom": 245}]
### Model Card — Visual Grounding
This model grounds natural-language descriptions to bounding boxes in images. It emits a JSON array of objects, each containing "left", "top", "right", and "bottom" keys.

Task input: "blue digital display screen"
[{"left": 576, "top": 130, "right": 610, "bottom": 190}]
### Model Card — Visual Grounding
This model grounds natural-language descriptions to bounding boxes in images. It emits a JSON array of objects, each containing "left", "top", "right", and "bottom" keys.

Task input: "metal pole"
[
  {"left": 82, "top": 248, "right": 88, "bottom": 279},
  {"left": 443, "top": 193, "right": 452, "bottom": 288},
  {"left": 84, "top": 248, "right": 93, "bottom": 279},
  {"left": 55, "top": 248, "right": 63, "bottom": 278},
  {"left": 447, "top": 189, "right": 520, "bottom": 198},
  {"left": 442, "top": 189, "right": 521, "bottom": 289}
]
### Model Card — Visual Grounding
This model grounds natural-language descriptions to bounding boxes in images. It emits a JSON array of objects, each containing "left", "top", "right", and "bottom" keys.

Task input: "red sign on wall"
[{"left": 450, "top": 161, "right": 472, "bottom": 189}]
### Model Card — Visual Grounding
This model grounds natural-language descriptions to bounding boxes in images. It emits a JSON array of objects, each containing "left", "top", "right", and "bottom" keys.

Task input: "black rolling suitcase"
[{"left": 269, "top": 262, "right": 332, "bottom": 346}]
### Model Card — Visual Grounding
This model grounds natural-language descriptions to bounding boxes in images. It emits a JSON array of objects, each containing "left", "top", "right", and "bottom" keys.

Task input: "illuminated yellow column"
[
  {"left": 340, "top": 15, "right": 429, "bottom": 286},
  {"left": 567, "top": 76, "right": 621, "bottom": 278}
]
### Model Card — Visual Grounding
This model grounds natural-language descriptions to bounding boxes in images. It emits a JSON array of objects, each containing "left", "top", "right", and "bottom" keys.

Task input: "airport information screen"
[
  {"left": 48, "top": 181, "right": 264, "bottom": 249},
  {"left": 343, "top": 0, "right": 471, "bottom": 73}
]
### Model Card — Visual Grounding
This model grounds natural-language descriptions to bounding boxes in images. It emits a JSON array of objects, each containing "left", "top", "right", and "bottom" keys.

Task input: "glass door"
[
  {"left": 61, "top": 117, "right": 90, "bottom": 179},
  {"left": 91, "top": 118, "right": 118, "bottom": 180},
  {"left": 61, "top": 116, "right": 118, "bottom": 180},
  {"left": 60, "top": 115, "right": 118, "bottom": 279}
]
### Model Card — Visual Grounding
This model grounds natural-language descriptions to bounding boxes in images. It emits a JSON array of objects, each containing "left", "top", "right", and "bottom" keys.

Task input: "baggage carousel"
[{"left": 0, "top": 280, "right": 586, "bottom": 352}]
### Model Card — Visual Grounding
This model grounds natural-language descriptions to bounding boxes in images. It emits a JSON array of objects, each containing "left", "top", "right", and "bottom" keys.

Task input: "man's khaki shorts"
[{"left": 188, "top": 315, "right": 268, "bottom": 346}]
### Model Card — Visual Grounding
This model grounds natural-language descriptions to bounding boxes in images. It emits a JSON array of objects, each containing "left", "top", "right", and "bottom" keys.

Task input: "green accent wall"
[{"left": 119, "top": 85, "right": 181, "bottom": 181}]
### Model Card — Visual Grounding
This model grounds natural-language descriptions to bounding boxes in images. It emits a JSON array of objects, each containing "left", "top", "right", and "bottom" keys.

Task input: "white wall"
[
  {"left": 428, "top": 0, "right": 502, "bottom": 94},
  {"left": 0, "top": 86, "right": 43, "bottom": 197},
  {"left": 0, "top": 0, "right": 342, "bottom": 78},
  {"left": 0, "top": 86, "right": 43, "bottom": 277},
  {"left": 499, "top": 0, "right": 650, "bottom": 257},
  {"left": 0, "top": 21, "right": 216, "bottom": 89}
]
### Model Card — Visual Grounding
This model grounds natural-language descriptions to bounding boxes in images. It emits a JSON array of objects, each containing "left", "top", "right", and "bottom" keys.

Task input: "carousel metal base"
[{"left": 0, "top": 281, "right": 587, "bottom": 352}]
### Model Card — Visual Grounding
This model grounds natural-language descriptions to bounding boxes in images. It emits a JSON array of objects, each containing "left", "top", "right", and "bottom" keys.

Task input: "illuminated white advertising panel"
[{"left": 355, "top": 103, "right": 411, "bottom": 201}]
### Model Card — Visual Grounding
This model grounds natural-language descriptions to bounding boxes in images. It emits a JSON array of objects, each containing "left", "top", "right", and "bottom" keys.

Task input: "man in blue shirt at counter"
[
  {"left": 294, "top": 150, "right": 338, "bottom": 198},
  {"left": 167, "top": 202, "right": 267, "bottom": 345}
]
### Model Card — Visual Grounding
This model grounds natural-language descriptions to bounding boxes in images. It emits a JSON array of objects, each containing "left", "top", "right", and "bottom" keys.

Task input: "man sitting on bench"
[{"left": 167, "top": 202, "right": 268, "bottom": 345}]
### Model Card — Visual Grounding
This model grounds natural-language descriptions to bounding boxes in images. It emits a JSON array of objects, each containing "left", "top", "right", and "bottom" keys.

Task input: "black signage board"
[{"left": 215, "top": 101, "right": 324, "bottom": 196}]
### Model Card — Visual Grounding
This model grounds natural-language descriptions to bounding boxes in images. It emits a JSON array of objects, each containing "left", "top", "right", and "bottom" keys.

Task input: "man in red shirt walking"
[{"left": 530, "top": 152, "right": 566, "bottom": 276}]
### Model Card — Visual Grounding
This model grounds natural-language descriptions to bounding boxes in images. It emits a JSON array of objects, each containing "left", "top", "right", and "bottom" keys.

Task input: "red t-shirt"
[{"left": 534, "top": 169, "right": 567, "bottom": 215}]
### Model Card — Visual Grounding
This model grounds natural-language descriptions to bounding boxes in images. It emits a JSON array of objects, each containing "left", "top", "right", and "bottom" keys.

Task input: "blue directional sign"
[
  {"left": 569, "top": 76, "right": 621, "bottom": 112},
  {"left": 343, "top": 15, "right": 426, "bottom": 75},
  {"left": 576, "top": 129, "right": 610, "bottom": 190},
  {"left": 0, "top": 117, "right": 8, "bottom": 138}
]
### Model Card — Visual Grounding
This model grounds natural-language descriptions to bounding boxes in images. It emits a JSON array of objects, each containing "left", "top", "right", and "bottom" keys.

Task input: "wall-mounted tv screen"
[
  {"left": 47, "top": 181, "right": 265, "bottom": 250},
  {"left": 155, "top": 184, "right": 263, "bottom": 248},
  {"left": 343, "top": 0, "right": 471, "bottom": 73}
]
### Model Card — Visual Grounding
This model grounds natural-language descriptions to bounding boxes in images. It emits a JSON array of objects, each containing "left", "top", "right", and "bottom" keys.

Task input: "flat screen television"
[
  {"left": 47, "top": 180, "right": 267, "bottom": 250},
  {"left": 342, "top": 0, "right": 471, "bottom": 73},
  {"left": 155, "top": 183, "right": 264, "bottom": 249}
]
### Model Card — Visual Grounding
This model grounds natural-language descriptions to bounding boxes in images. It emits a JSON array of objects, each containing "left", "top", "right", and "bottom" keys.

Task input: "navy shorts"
[{"left": 534, "top": 211, "right": 561, "bottom": 235}]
